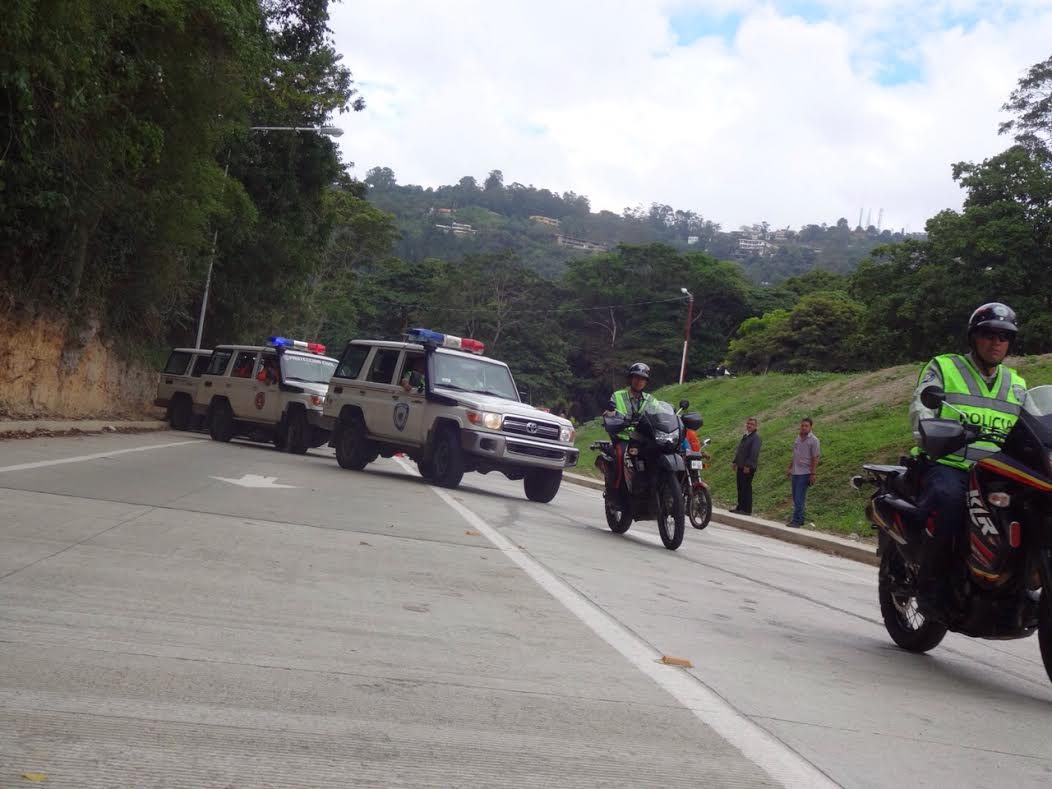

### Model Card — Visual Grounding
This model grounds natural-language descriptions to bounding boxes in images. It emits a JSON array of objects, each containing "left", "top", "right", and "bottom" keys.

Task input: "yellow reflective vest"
[{"left": 924, "top": 354, "right": 1026, "bottom": 469}]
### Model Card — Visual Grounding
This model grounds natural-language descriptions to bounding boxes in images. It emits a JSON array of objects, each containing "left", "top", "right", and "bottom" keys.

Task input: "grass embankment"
[{"left": 574, "top": 355, "right": 1052, "bottom": 537}]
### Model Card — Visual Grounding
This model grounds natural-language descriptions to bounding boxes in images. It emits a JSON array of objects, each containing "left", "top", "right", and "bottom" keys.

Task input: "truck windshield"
[
  {"left": 282, "top": 354, "right": 337, "bottom": 384},
  {"left": 433, "top": 353, "right": 519, "bottom": 401}
]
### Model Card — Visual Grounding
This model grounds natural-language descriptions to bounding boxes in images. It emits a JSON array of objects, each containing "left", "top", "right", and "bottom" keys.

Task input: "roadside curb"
[
  {"left": 564, "top": 471, "right": 878, "bottom": 567},
  {"left": 0, "top": 419, "right": 169, "bottom": 438}
]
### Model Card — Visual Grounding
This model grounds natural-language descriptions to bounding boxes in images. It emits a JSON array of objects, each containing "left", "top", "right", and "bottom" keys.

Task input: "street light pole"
[
  {"left": 678, "top": 287, "right": 693, "bottom": 385},
  {"left": 193, "top": 124, "right": 343, "bottom": 348}
]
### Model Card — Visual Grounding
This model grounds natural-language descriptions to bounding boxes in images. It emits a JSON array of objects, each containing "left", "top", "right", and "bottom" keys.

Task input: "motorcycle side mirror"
[
  {"left": 920, "top": 386, "right": 946, "bottom": 410},
  {"left": 918, "top": 418, "right": 968, "bottom": 459},
  {"left": 678, "top": 399, "right": 690, "bottom": 409}
]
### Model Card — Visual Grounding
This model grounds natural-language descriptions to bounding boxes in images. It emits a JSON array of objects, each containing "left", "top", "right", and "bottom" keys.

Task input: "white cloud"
[{"left": 328, "top": 1, "right": 1052, "bottom": 231}]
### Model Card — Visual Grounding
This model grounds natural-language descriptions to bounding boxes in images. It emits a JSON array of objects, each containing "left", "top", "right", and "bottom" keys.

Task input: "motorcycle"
[
  {"left": 682, "top": 436, "right": 713, "bottom": 530},
  {"left": 591, "top": 398, "right": 704, "bottom": 550},
  {"left": 853, "top": 384, "right": 1052, "bottom": 683}
]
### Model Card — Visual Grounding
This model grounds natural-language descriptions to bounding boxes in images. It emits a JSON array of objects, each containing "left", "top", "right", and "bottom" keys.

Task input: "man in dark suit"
[{"left": 731, "top": 417, "right": 761, "bottom": 515}]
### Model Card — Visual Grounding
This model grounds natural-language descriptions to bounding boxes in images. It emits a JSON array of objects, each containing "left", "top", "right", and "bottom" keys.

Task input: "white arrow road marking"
[{"left": 209, "top": 474, "right": 297, "bottom": 489}]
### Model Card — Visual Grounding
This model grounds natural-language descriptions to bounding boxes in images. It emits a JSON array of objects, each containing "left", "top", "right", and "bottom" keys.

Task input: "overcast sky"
[{"left": 328, "top": 1, "right": 1052, "bottom": 233}]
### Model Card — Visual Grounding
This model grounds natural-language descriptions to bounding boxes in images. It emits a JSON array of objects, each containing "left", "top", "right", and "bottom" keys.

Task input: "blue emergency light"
[
  {"left": 268, "top": 336, "right": 326, "bottom": 354},
  {"left": 407, "top": 328, "right": 484, "bottom": 354}
]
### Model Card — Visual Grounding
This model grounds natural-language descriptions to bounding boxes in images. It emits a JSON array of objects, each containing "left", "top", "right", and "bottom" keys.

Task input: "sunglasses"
[{"left": 977, "top": 329, "right": 1013, "bottom": 342}]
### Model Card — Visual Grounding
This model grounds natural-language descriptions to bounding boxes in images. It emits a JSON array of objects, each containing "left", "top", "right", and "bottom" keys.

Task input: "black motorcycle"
[
  {"left": 592, "top": 398, "right": 703, "bottom": 550},
  {"left": 854, "top": 384, "right": 1052, "bottom": 683}
]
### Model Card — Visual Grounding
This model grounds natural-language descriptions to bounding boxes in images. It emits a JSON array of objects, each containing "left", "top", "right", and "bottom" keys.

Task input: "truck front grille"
[{"left": 502, "top": 415, "right": 560, "bottom": 441}]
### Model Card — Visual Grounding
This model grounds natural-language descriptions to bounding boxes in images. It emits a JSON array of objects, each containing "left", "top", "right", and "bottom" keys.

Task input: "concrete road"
[{"left": 1, "top": 432, "right": 1050, "bottom": 788}]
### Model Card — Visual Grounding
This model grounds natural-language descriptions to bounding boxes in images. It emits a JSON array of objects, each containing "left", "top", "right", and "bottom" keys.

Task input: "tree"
[
  {"left": 728, "top": 292, "right": 866, "bottom": 373},
  {"left": 484, "top": 169, "right": 504, "bottom": 191},
  {"left": 1000, "top": 53, "right": 1052, "bottom": 152}
]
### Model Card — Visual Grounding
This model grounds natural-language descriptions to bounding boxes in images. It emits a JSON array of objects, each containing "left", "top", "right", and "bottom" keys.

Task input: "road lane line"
[
  {"left": 563, "top": 480, "right": 871, "bottom": 582},
  {"left": 396, "top": 459, "right": 838, "bottom": 789},
  {"left": 0, "top": 440, "right": 201, "bottom": 474}
]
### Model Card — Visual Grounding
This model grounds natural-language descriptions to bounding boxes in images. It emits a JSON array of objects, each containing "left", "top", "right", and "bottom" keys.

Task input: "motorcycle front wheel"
[
  {"left": 605, "top": 489, "right": 632, "bottom": 534},
  {"left": 657, "top": 471, "right": 685, "bottom": 550},
  {"left": 878, "top": 546, "right": 947, "bottom": 653}
]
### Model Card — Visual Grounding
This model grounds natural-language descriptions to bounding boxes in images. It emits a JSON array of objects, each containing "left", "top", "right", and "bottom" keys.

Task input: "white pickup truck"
[
  {"left": 320, "top": 328, "right": 578, "bottom": 502},
  {"left": 155, "top": 347, "right": 212, "bottom": 430},
  {"left": 192, "top": 337, "right": 338, "bottom": 454}
]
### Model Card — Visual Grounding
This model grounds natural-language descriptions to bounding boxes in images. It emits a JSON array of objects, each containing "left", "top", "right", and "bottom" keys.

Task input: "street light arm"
[{"left": 250, "top": 125, "right": 343, "bottom": 137}]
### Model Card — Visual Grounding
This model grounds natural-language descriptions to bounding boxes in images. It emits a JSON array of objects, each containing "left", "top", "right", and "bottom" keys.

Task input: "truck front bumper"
[{"left": 461, "top": 429, "right": 578, "bottom": 471}]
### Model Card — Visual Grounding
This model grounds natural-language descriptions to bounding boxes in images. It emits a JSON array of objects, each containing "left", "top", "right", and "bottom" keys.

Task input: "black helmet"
[
  {"left": 626, "top": 362, "right": 651, "bottom": 380},
  {"left": 968, "top": 303, "right": 1018, "bottom": 338}
]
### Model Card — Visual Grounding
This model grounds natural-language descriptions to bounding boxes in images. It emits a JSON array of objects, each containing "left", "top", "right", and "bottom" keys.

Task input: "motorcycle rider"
[
  {"left": 909, "top": 302, "right": 1027, "bottom": 620},
  {"left": 602, "top": 362, "right": 654, "bottom": 495}
]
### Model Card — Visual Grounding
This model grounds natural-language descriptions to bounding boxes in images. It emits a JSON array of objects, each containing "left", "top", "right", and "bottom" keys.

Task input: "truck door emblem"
[
  {"left": 394, "top": 402, "right": 410, "bottom": 431},
  {"left": 255, "top": 392, "right": 266, "bottom": 410}
]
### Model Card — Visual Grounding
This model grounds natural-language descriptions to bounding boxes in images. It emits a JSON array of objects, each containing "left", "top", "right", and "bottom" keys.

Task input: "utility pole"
[
  {"left": 679, "top": 288, "right": 693, "bottom": 385},
  {"left": 194, "top": 125, "right": 342, "bottom": 348}
]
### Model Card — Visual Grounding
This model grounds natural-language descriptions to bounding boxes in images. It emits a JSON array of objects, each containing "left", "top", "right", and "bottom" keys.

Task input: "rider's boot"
[{"left": 916, "top": 532, "right": 953, "bottom": 623}]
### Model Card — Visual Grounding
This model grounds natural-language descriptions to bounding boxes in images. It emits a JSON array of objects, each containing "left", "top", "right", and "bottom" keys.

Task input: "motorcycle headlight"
[
  {"left": 560, "top": 426, "right": 576, "bottom": 443},
  {"left": 655, "top": 430, "right": 679, "bottom": 444},
  {"left": 466, "top": 410, "right": 502, "bottom": 430}
]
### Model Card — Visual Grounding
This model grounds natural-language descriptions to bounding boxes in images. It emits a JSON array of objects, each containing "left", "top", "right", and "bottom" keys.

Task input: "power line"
[{"left": 414, "top": 296, "right": 687, "bottom": 316}]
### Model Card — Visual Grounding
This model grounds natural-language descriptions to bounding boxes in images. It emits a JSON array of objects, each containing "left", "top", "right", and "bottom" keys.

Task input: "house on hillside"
[
  {"left": 529, "top": 215, "right": 561, "bottom": 227},
  {"left": 434, "top": 221, "right": 477, "bottom": 237},
  {"left": 554, "top": 234, "right": 608, "bottom": 252}
]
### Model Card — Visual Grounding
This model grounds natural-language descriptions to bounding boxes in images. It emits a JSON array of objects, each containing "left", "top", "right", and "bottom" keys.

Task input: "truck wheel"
[
  {"left": 335, "top": 415, "right": 372, "bottom": 471},
  {"left": 285, "top": 409, "right": 309, "bottom": 455},
  {"left": 524, "top": 469, "right": 562, "bottom": 503},
  {"left": 170, "top": 396, "right": 192, "bottom": 431},
  {"left": 209, "top": 401, "right": 235, "bottom": 442},
  {"left": 417, "top": 458, "right": 434, "bottom": 480},
  {"left": 430, "top": 426, "right": 464, "bottom": 489}
]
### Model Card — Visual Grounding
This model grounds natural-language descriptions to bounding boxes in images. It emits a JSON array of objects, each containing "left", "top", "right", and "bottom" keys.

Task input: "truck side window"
[
  {"left": 163, "top": 351, "right": 192, "bottom": 375},
  {"left": 366, "top": 349, "right": 401, "bottom": 385},
  {"left": 206, "top": 350, "right": 233, "bottom": 376},
  {"left": 336, "top": 344, "right": 370, "bottom": 380},
  {"left": 231, "top": 351, "right": 258, "bottom": 379},
  {"left": 191, "top": 355, "right": 211, "bottom": 377}
]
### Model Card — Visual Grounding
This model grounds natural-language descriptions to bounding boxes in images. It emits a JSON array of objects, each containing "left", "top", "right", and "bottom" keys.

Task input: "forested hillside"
[
  {"left": 2, "top": 2, "right": 1050, "bottom": 422},
  {"left": 363, "top": 166, "right": 910, "bottom": 282}
]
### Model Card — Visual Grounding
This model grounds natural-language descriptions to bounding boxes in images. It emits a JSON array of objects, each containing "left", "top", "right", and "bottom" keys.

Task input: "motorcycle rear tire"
[
  {"left": 657, "top": 471, "right": 685, "bottom": 550},
  {"left": 878, "top": 547, "right": 947, "bottom": 653}
]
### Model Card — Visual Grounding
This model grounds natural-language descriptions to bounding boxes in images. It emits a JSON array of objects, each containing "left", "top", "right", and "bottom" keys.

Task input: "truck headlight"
[
  {"left": 560, "top": 426, "right": 576, "bottom": 443},
  {"left": 467, "top": 411, "right": 502, "bottom": 430}
]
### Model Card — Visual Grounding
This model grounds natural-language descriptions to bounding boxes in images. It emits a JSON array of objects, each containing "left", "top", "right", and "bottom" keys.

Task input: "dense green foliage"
[
  {"left": 574, "top": 355, "right": 1052, "bottom": 536},
  {"left": 2, "top": 11, "right": 1049, "bottom": 428},
  {"left": 0, "top": 0, "right": 361, "bottom": 345}
]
